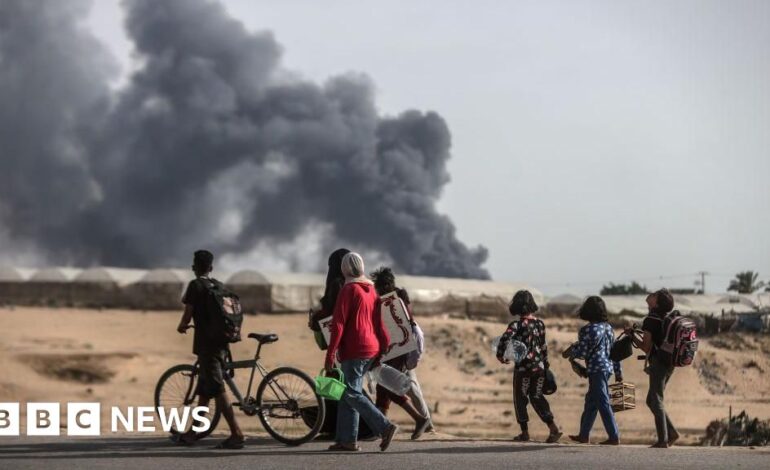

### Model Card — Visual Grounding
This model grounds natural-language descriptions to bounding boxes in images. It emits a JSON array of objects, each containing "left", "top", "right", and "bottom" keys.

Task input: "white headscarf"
[{"left": 341, "top": 252, "right": 372, "bottom": 285}]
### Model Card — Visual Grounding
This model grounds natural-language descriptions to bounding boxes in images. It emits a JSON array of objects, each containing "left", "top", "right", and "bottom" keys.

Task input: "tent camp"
[
  {"left": 226, "top": 270, "right": 272, "bottom": 313},
  {"left": 11, "top": 268, "right": 83, "bottom": 306},
  {"left": 0, "top": 266, "right": 26, "bottom": 282},
  {"left": 545, "top": 293, "right": 584, "bottom": 315},
  {"left": 0, "top": 266, "right": 28, "bottom": 306},
  {"left": 0, "top": 264, "right": 551, "bottom": 319},
  {"left": 255, "top": 272, "right": 325, "bottom": 313},
  {"left": 396, "top": 275, "right": 542, "bottom": 320},
  {"left": 226, "top": 271, "right": 541, "bottom": 317},
  {"left": 69, "top": 268, "right": 147, "bottom": 308},
  {"left": 123, "top": 269, "right": 193, "bottom": 310},
  {"left": 602, "top": 294, "right": 760, "bottom": 318}
]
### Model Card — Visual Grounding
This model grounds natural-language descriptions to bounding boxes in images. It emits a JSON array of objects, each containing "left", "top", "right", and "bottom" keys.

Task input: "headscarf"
[
  {"left": 320, "top": 248, "right": 350, "bottom": 314},
  {"left": 341, "top": 252, "right": 372, "bottom": 285}
]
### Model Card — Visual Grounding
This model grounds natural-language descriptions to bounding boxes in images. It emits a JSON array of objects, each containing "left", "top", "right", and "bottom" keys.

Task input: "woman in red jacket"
[{"left": 325, "top": 252, "right": 399, "bottom": 452}]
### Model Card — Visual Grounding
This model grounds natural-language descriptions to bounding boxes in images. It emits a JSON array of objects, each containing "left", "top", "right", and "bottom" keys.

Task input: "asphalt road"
[{"left": 1, "top": 436, "right": 768, "bottom": 470}]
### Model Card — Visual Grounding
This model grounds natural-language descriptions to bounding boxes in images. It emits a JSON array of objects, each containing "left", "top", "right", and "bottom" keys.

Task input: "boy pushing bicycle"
[{"left": 176, "top": 250, "right": 245, "bottom": 449}]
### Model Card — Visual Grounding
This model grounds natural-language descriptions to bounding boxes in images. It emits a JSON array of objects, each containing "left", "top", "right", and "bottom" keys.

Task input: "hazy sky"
[{"left": 86, "top": 0, "right": 770, "bottom": 294}]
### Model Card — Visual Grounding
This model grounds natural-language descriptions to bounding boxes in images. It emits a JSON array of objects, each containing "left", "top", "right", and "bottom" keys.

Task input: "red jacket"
[{"left": 325, "top": 281, "right": 390, "bottom": 364}]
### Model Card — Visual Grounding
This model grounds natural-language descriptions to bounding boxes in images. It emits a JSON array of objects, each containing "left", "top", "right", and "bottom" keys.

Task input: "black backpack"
[{"left": 198, "top": 278, "right": 243, "bottom": 344}]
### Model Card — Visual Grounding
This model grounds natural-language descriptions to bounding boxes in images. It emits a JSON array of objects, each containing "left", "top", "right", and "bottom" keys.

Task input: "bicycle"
[{"left": 154, "top": 331, "right": 325, "bottom": 446}]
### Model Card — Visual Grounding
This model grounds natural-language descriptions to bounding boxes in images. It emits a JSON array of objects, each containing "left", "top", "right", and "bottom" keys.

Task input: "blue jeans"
[
  {"left": 336, "top": 358, "right": 392, "bottom": 443},
  {"left": 579, "top": 372, "right": 619, "bottom": 441}
]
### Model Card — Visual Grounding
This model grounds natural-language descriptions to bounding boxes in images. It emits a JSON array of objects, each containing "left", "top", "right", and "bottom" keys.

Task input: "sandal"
[
  {"left": 327, "top": 442, "right": 360, "bottom": 452},
  {"left": 513, "top": 433, "right": 530, "bottom": 442}
]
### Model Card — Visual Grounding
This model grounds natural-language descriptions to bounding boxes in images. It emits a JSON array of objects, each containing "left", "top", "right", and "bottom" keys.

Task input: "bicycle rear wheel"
[
  {"left": 154, "top": 364, "right": 221, "bottom": 440},
  {"left": 256, "top": 366, "right": 325, "bottom": 446}
]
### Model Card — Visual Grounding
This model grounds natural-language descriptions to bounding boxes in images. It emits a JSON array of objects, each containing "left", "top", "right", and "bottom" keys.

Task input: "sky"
[{"left": 85, "top": 0, "right": 770, "bottom": 294}]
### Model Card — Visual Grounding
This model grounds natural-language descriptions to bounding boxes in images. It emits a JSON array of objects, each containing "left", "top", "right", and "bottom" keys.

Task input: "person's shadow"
[
  {"left": 0, "top": 436, "right": 559, "bottom": 461},
  {"left": 0, "top": 436, "right": 288, "bottom": 460}
]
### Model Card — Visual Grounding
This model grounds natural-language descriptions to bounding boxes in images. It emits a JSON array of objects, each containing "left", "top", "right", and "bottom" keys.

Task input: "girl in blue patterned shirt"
[{"left": 568, "top": 296, "right": 622, "bottom": 445}]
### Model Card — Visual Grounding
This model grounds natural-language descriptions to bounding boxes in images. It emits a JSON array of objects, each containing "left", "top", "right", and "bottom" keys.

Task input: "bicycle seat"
[{"left": 248, "top": 333, "right": 279, "bottom": 344}]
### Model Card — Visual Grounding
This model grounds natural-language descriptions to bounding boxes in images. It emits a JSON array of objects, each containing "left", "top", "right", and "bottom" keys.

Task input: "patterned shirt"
[
  {"left": 497, "top": 316, "right": 549, "bottom": 372},
  {"left": 570, "top": 322, "right": 622, "bottom": 377}
]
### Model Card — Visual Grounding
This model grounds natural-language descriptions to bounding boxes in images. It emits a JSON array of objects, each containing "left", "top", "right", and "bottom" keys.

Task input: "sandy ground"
[{"left": 1, "top": 307, "right": 769, "bottom": 445}]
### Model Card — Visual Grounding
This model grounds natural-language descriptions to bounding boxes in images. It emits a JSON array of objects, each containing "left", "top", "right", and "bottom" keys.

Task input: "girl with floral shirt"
[{"left": 497, "top": 290, "right": 562, "bottom": 443}]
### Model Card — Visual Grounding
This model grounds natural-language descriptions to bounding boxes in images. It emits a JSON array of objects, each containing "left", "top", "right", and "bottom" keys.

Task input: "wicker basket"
[{"left": 609, "top": 382, "right": 635, "bottom": 412}]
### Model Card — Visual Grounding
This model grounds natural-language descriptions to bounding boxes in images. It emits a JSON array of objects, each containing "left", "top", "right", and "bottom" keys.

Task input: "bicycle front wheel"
[
  {"left": 256, "top": 366, "right": 325, "bottom": 446},
  {"left": 154, "top": 364, "right": 221, "bottom": 440}
]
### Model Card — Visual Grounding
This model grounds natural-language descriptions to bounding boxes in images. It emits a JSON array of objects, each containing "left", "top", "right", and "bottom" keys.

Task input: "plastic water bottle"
[
  {"left": 491, "top": 336, "right": 502, "bottom": 352},
  {"left": 370, "top": 363, "right": 412, "bottom": 395},
  {"left": 491, "top": 336, "right": 528, "bottom": 364},
  {"left": 365, "top": 371, "right": 376, "bottom": 395}
]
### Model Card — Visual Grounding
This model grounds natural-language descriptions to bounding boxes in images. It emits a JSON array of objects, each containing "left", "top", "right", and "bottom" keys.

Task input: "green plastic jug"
[{"left": 315, "top": 368, "right": 346, "bottom": 401}]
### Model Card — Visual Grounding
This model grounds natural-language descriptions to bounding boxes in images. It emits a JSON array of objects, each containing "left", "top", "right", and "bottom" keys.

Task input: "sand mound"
[{"left": 18, "top": 352, "right": 136, "bottom": 384}]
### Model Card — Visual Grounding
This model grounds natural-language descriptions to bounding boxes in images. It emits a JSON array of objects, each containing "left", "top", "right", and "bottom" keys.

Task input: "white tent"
[
  {"left": 0, "top": 266, "right": 27, "bottom": 282},
  {"left": 391, "top": 275, "right": 541, "bottom": 319},
  {"left": 602, "top": 294, "right": 759, "bottom": 318},
  {"left": 545, "top": 293, "right": 584, "bottom": 315},
  {"left": 138, "top": 269, "right": 189, "bottom": 284},
  {"left": 121, "top": 269, "right": 193, "bottom": 310},
  {"left": 29, "top": 267, "right": 82, "bottom": 282},
  {"left": 226, "top": 270, "right": 271, "bottom": 313},
  {"left": 0, "top": 266, "right": 29, "bottom": 306},
  {"left": 257, "top": 272, "right": 325, "bottom": 313},
  {"left": 227, "top": 270, "right": 269, "bottom": 285},
  {"left": 547, "top": 293, "right": 584, "bottom": 305},
  {"left": 75, "top": 267, "right": 147, "bottom": 286},
  {"left": 5, "top": 268, "right": 82, "bottom": 307},
  {"left": 65, "top": 268, "right": 148, "bottom": 308}
]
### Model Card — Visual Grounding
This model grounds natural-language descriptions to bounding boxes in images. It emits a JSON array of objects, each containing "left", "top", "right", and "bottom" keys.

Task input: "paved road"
[{"left": 1, "top": 436, "right": 768, "bottom": 470}]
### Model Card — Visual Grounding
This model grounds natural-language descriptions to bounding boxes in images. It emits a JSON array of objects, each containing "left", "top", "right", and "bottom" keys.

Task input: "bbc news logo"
[{"left": 0, "top": 403, "right": 210, "bottom": 436}]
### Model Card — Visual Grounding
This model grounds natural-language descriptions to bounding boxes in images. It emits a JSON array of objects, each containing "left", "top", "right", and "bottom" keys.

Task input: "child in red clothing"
[{"left": 324, "top": 253, "right": 398, "bottom": 452}]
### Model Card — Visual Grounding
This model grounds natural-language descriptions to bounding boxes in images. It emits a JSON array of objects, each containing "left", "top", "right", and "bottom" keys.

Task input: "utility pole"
[{"left": 695, "top": 271, "right": 709, "bottom": 294}]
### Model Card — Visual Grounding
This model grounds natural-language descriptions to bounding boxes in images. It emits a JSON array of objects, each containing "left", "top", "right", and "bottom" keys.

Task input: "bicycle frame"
[
  {"left": 207, "top": 340, "right": 299, "bottom": 417},
  {"left": 160, "top": 336, "right": 323, "bottom": 444},
  {"left": 222, "top": 358, "right": 266, "bottom": 412}
]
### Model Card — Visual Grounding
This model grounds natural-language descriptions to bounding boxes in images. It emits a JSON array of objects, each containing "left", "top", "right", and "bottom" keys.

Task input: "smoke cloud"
[{"left": 0, "top": 0, "right": 489, "bottom": 279}]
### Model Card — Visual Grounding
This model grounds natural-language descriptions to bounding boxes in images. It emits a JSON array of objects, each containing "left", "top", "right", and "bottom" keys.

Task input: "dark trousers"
[
  {"left": 513, "top": 370, "right": 554, "bottom": 428},
  {"left": 196, "top": 349, "right": 228, "bottom": 399},
  {"left": 646, "top": 355, "right": 677, "bottom": 443}
]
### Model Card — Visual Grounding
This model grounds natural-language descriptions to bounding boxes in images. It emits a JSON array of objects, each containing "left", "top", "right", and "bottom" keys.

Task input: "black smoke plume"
[{"left": 0, "top": 0, "right": 489, "bottom": 279}]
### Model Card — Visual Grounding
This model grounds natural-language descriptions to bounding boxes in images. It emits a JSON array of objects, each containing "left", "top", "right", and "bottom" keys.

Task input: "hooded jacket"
[{"left": 325, "top": 281, "right": 390, "bottom": 364}]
